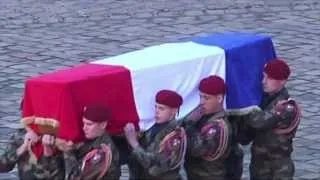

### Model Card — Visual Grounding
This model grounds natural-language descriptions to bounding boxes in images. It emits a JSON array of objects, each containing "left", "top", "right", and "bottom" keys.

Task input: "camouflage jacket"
[
  {"left": 131, "top": 120, "right": 186, "bottom": 180},
  {"left": 64, "top": 132, "right": 120, "bottom": 180},
  {"left": 0, "top": 128, "right": 65, "bottom": 180},
  {"left": 183, "top": 110, "right": 232, "bottom": 180},
  {"left": 246, "top": 88, "right": 300, "bottom": 160}
]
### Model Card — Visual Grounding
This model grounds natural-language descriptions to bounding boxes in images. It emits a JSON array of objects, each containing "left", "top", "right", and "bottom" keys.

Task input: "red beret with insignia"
[
  {"left": 83, "top": 103, "right": 111, "bottom": 122},
  {"left": 264, "top": 59, "right": 290, "bottom": 80},
  {"left": 156, "top": 90, "right": 183, "bottom": 108},
  {"left": 199, "top": 75, "right": 226, "bottom": 95}
]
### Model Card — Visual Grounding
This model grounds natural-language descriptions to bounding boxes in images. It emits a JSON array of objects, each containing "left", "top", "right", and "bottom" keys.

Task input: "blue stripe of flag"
[{"left": 191, "top": 32, "right": 276, "bottom": 109}]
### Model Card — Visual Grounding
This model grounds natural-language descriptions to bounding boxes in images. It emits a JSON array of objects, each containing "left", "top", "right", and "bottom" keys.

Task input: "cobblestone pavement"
[{"left": 0, "top": 0, "right": 319, "bottom": 179}]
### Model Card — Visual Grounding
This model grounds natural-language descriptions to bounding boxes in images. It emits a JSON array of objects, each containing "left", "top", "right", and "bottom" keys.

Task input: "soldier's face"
[
  {"left": 262, "top": 72, "right": 285, "bottom": 94},
  {"left": 82, "top": 117, "right": 107, "bottom": 139},
  {"left": 155, "top": 103, "right": 177, "bottom": 124},
  {"left": 199, "top": 92, "right": 223, "bottom": 114}
]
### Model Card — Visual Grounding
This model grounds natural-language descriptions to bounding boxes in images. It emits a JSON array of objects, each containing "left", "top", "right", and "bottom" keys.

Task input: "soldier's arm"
[
  {"left": 246, "top": 104, "right": 294, "bottom": 130},
  {"left": 0, "top": 129, "right": 25, "bottom": 172},
  {"left": 37, "top": 152, "right": 65, "bottom": 180},
  {"left": 132, "top": 146, "right": 170, "bottom": 176},
  {"left": 180, "top": 105, "right": 203, "bottom": 128},
  {"left": 246, "top": 107, "right": 281, "bottom": 129},
  {"left": 66, "top": 142, "right": 116, "bottom": 180}
]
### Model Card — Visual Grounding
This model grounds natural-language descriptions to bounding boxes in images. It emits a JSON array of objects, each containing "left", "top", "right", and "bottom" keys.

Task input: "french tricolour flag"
[{"left": 23, "top": 32, "right": 276, "bottom": 141}]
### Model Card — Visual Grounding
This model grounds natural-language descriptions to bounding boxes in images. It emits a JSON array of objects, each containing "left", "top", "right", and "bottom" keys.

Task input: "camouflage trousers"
[
  {"left": 185, "top": 161, "right": 227, "bottom": 180},
  {"left": 250, "top": 157, "right": 294, "bottom": 180},
  {"left": 128, "top": 155, "right": 181, "bottom": 180}
]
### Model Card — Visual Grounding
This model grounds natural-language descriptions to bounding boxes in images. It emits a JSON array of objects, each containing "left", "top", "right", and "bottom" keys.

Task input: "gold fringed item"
[{"left": 21, "top": 116, "right": 60, "bottom": 135}]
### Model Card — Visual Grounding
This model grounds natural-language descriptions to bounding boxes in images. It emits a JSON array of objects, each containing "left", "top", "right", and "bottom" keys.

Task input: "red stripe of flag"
[{"left": 23, "top": 63, "right": 139, "bottom": 143}]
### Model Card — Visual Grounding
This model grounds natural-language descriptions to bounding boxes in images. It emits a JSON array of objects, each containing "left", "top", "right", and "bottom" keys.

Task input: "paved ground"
[{"left": 0, "top": 0, "right": 319, "bottom": 179}]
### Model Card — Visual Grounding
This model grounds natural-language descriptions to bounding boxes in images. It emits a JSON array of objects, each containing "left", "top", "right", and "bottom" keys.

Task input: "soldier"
[
  {"left": 246, "top": 59, "right": 301, "bottom": 180},
  {"left": 124, "top": 89, "right": 187, "bottom": 180},
  {"left": 0, "top": 102, "right": 65, "bottom": 180},
  {"left": 0, "top": 127, "right": 65, "bottom": 179},
  {"left": 59, "top": 103, "right": 121, "bottom": 180},
  {"left": 183, "top": 75, "right": 232, "bottom": 180}
]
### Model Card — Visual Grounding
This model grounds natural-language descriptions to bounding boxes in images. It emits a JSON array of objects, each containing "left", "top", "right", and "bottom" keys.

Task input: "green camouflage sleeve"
[
  {"left": 247, "top": 108, "right": 283, "bottom": 129},
  {"left": 132, "top": 146, "right": 169, "bottom": 176},
  {"left": 0, "top": 129, "right": 25, "bottom": 172},
  {"left": 37, "top": 152, "right": 65, "bottom": 180},
  {"left": 65, "top": 141, "right": 119, "bottom": 180}
]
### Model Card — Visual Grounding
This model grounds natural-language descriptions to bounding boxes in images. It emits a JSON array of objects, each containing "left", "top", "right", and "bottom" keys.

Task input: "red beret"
[
  {"left": 156, "top": 90, "right": 183, "bottom": 108},
  {"left": 199, "top": 75, "right": 226, "bottom": 95},
  {"left": 83, "top": 103, "right": 111, "bottom": 122},
  {"left": 264, "top": 59, "right": 290, "bottom": 80}
]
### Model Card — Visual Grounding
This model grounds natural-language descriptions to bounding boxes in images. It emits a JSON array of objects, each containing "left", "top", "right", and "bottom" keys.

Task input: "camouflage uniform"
[
  {"left": 184, "top": 110, "right": 232, "bottom": 180},
  {"left": 0, "top": 128, "right": 65, "bottom": 180},
  {"left": 246, "top": 88, "right": 300, "bottom": 180},
  {"left": 129, "top": 120, "right": 186, "bottom": 180},
  {"left": 64, "top": 132, "right": 121, "bottom": 180}
]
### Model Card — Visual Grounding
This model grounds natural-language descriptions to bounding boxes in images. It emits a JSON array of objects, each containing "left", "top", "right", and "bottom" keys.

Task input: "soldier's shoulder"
[
  {"left": 160, "top": 121, "right": 181, "bottom": 135},
  {"left": 168, "top": 120, "right": 181, "bottom": 128},
  {"left": 96, "top": 133, "right": 116, "bottom": 147},
  {"left": 275, "top": 88, "right": 290, "bottom": 102},
  {"left": 208, "top": 112, "right": 227, "bottom": 123},
  {"left": 206, "top": 115, "right": 231, "bottom": 131}
]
